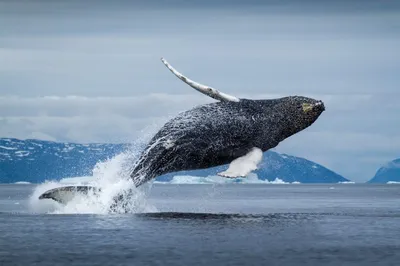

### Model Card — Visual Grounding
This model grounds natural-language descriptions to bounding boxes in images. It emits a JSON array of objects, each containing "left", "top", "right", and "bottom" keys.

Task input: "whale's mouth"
[{"left": 314, "top": 100, "right": 325, "bottom": 112}]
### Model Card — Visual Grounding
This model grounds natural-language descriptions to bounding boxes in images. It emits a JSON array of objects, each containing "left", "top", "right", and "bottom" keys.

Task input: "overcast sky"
[{"left": 1, "top": 0, "right": 399, "bottom": 182}]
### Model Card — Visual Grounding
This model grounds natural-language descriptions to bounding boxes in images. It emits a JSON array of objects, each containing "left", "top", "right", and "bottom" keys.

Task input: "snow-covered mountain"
[
  {"left": 368, "top": 159, "right": 400, "bottom": 183},
  {"left": 0, "top": 138, "right": 349, "bottom": 183},
  {"left": 158, "top": 151, "right": 349, "bottom": 183},
  {"left": 0, "top": 138, "right": 125, "bottom": 183}
]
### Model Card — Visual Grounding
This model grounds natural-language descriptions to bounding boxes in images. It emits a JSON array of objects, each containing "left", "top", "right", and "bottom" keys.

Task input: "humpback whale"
[{"left": 39, "top": 58, "right": 325, "bottom": 206}]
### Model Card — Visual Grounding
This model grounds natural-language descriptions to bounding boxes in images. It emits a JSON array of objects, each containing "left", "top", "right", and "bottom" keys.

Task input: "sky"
[{"left": 0, "top": 0, "right": 399, "bottom": 182}]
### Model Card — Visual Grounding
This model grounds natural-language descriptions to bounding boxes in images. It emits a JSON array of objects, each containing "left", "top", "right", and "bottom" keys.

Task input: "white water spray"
[{"left": 29, "top": 148, "right": 157, "bottom": 214}]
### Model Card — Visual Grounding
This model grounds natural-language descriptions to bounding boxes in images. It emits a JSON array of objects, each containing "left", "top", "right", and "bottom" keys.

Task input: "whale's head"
[{"left": 273, "top": 96, "right": 325, "bottom": 135}]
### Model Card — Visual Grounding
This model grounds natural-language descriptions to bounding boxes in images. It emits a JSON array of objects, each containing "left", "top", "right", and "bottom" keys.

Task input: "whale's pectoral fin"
[
  {"left": 160, "top": 57, "right": 240, "bottom": 102},
  {"left": 38, "top": 186, "right": 101, "bottom": 204},
  {"left": 217, "top": 147, "right": 263, "bottom": 178}
]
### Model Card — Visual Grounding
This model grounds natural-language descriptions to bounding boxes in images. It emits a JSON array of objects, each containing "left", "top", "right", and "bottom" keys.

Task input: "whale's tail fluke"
[
  {"left": 38, "top": 185, "right": 134, "bottom": 212},
  {"left": 160, "top": 57, "right": 240, "bottom": 102},
  {"left": 38, "top": 186, "right": 101, "bottom": 204}
]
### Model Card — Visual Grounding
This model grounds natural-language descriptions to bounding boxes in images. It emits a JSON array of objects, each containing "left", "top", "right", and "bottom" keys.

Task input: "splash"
[{"left": 29, "top": 149, "right": 157, "bottom": 214}]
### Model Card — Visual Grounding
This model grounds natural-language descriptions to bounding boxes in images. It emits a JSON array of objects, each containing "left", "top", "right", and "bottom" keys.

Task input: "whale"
[{"left": 39, "top": 58, "right": 325, "bottom": 207}]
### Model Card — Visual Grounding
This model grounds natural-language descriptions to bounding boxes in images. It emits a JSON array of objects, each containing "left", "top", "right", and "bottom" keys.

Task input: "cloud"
[
  {"left": 1, "top": 1, "right": 399, "bottom": 97},
  {"left": 0, "top": 94, "right": 210, "bottom": 118}
]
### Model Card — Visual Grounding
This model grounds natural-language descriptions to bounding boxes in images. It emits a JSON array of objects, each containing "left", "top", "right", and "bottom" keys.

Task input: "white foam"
[
  {"left": 15, "top": 181, "right": 31, "bottom": 184},
  {"left": 29, "top": 150, "right": 157, "bottom": 214},
  {"left": 338, "top": 181, "right": 356, "bottom": 184},
  {"left": 387, "top": 181, "right": 400, "bottom": 184}
]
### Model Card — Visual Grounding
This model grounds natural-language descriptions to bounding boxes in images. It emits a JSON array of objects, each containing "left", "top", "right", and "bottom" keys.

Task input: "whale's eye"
[{"left": 302, "top": 103, "right": 313, "bottom": 113}]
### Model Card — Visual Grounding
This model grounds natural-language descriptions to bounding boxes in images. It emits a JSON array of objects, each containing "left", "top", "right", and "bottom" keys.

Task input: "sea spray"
[
  {"left": 29, "top": 149, "right": 157, "bottom": 214},
  {"left": 28, "top": 118, "right": 174, "bottom": 215}
]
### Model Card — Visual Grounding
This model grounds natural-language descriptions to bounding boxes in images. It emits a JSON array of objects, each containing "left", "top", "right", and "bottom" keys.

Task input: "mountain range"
[{"left": 1, "top": 137, "right": 391, "bottom": 184}]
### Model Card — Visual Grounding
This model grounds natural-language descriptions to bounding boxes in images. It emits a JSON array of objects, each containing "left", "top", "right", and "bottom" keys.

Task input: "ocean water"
[{"left": 1, "top": 183, "right": 400, "bottom": 266}]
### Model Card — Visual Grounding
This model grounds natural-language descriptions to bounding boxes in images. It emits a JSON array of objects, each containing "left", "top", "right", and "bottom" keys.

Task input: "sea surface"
[{"left": 1, "top": 183, "right": 400, "bottom": 266}]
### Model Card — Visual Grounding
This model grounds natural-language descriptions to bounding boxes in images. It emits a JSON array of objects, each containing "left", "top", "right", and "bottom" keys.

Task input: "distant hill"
[
  {"left": 368, "top": 159, "right": 400, "bottom": 183},
  {"left": 0, "top": 138, "right": 349, "bottom": 184}
]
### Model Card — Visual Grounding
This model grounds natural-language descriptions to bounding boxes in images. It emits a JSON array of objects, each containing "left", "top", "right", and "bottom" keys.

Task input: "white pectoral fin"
[
  {"left": 218, "top": 147, "right": 263, "bottom": 178},
  {"left": 160, "top": 57, "right": 240, "bottom": 102}
]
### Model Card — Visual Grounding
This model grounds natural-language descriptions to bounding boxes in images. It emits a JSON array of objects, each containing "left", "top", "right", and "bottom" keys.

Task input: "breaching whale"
[{"left": 39, "top": 58, "right": 325, "bottom": 206}]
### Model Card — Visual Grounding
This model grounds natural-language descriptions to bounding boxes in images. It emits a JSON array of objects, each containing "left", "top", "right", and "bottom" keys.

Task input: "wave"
[
  {"left": 338, "top": 181, "right": 356, "bottom": 184},
  {"left": 387, "top": 181, "right": 400, "bottom": 184},
  {"left": 14, "top": 181, "right": 31, "bottom": 184}
]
